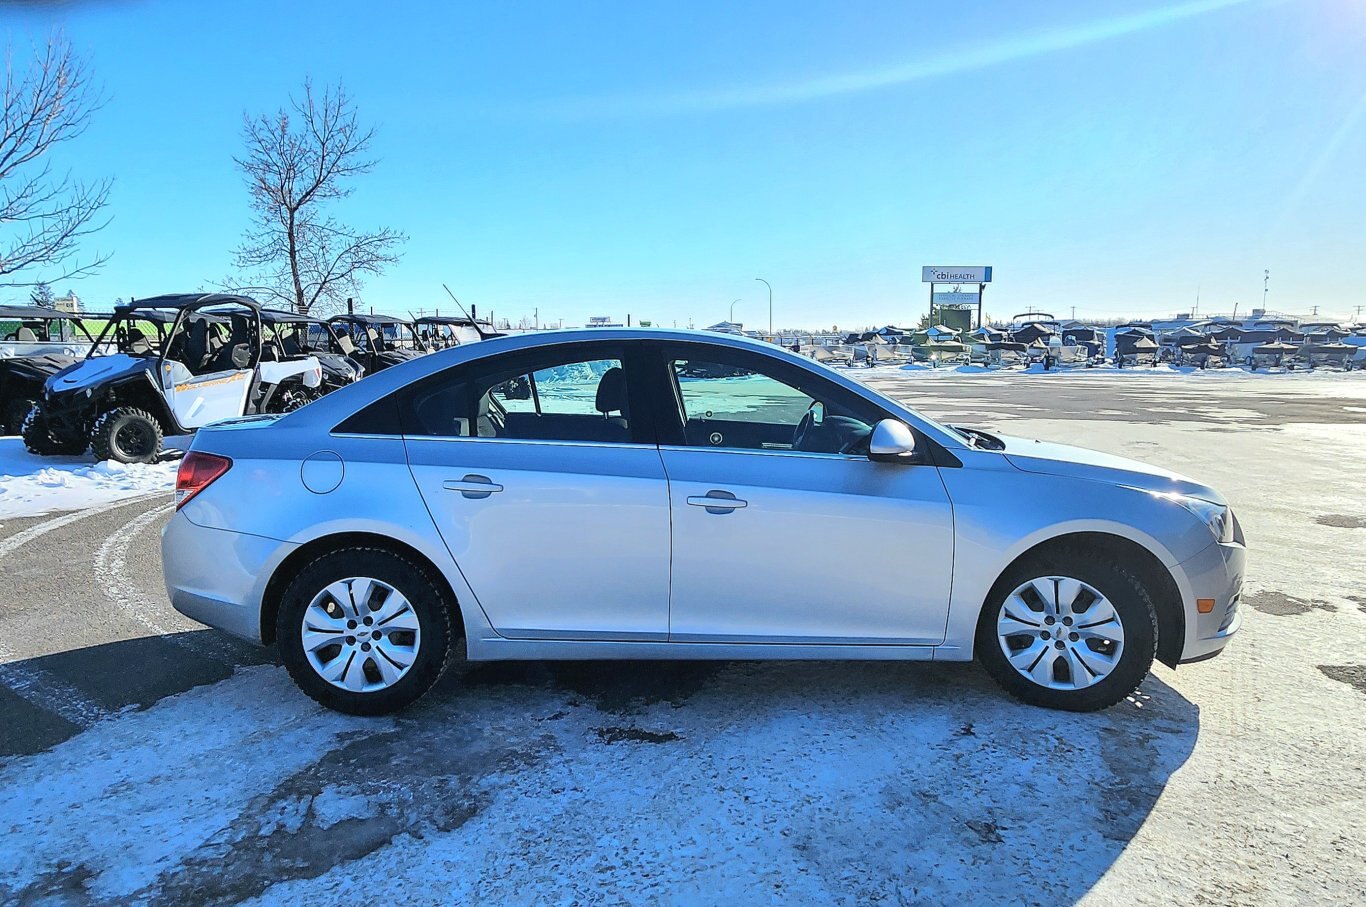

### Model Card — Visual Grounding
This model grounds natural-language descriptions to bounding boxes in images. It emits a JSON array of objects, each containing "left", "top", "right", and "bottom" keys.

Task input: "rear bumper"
[
  {"left": 161, "top": 510, "right": 295, "bottom": 644},
  {"left": 1175, "top": 539, "right": 1246, "bottom": 663}
]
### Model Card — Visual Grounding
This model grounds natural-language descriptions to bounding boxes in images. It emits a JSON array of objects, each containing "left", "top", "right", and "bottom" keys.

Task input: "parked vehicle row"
[{"left": 5, "top": 294, "right": 496, "bottom": 462}]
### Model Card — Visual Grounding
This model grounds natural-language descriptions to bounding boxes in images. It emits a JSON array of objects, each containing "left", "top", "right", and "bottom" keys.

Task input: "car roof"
[{"left": 0, "top": 304, "right": 80, "bottom": 320}]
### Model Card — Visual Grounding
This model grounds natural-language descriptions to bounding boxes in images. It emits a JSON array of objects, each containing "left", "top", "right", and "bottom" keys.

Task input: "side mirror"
[{"left": 868, "top": 419, "right": 918, "bottom": 463}]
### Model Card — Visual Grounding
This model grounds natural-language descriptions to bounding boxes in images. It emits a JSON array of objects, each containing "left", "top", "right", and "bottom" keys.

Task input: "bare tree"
[
  {"left": 0, "top": 35, "right": 111, "bottom": 287},
  {"left": 230, "top": 81, "right": 404, "bottom": 314}
]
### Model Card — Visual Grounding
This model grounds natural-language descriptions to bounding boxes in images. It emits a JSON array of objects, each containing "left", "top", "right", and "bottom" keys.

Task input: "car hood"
[
  {"left": 46, "top": 354, "right": 154, "bottom": 395},
  {"left": 997, "top": 434, "right": 1226, "bottom": 504}
]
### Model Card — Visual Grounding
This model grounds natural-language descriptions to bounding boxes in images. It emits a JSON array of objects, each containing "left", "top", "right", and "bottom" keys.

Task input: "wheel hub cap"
[
  {"left": 302, "top": 577, "right": 422, "bottom": 693},
  {"left": 997, "top": 576, "right": 1126, "bottom": 691}
]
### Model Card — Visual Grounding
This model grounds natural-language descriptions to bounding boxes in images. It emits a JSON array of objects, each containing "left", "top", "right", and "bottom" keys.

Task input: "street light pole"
[
  {"left": 755, "top": 277, "right": 772, "bottom": 335},
  {"left": 729, "top": 299, "right": 741, "bottom": 324}
]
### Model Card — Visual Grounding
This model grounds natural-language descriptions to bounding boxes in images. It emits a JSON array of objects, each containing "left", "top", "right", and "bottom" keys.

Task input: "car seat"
[{"left": 594, "top": 367, "right": 630, "bottom": 434}]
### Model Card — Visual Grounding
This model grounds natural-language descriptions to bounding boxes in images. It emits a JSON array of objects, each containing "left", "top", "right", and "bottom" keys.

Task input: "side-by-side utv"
[
  {"left": 24, "top": 294, "right": 323, "bottom": 463},
  {"left": 413, "top": 314, "right": 500, "bottom": 351},
  {"left": 260, "top": 309, "right": 364, "bottom": 399},
  {"left": 0, "top": 305, "right": 99, "bottom": 434},
  {"left": 327, "top": 312, "right": 427, "bottom": 375}
]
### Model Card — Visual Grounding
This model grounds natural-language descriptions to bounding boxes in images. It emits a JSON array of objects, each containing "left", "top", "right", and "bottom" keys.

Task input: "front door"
[
  {"left": 656, "top": 344, "right": 955, "bottom": 645},
  {"left": 403, "top": 342, "right": 672, "bottom": 640}
]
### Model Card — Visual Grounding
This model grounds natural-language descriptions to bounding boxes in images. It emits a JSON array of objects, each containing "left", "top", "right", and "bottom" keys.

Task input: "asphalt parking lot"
[{"left": 1, "top": 369, "right": 1363, "bottom": 905}]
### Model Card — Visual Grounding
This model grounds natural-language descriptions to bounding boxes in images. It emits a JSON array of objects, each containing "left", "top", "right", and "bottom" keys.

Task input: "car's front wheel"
[
  {"left": 976, "top": 548, "right": 1157, "bottom": 711},
  {"left": 277, "top": 548, "right": 456, "bottom": 715}
]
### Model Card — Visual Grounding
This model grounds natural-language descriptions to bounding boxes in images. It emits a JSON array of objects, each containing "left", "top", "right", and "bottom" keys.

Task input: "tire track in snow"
[
  {"left": 0, "top": 497, "right": 165, "bottom": 730},
  {"left": 93, "top": 504, "right": 239, "bottom": 665}
]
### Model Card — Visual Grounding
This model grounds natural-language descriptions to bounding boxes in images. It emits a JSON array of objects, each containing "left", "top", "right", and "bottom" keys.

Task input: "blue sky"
[{"left": 3, "top": 0, "right": 1364, "bottom": 328}]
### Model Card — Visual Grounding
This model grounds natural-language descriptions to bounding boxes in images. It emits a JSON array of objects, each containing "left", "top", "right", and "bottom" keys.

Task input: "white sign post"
[{"left": 923, "top": 267, "right": 992, "bottom": 329}]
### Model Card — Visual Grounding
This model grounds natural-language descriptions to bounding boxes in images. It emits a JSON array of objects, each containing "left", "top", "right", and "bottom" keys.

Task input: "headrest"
[{"left": 595, "top": 367, "right": 627, "bottom": 414}]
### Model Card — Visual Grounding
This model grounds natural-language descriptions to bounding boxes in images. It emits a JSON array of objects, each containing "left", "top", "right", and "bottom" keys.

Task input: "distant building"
[
  {"left": 53, "top": 291, "right": 82, "bottom": 314},
  {"left": 586, "top": 315, "right": 624, "bottom": 328}
]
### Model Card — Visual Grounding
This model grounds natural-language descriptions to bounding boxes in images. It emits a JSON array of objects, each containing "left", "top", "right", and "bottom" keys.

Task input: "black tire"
[
  {"left": 21, "top": 406, "right": 88, "bottom": 456},
  {"left": 5, "top": 397, "right": 37, "bottom": 436},
  {"left": 276, "top": 547, "right": 457, "bottom": 716},
  {"left": 265, "top": 384, "right": 321, "bottom": 414},
  {"left": 976, "top": 546, "right": 1158, "bottom": 712},
  {"left": 90, "top": 406, "right": 163, "bottom": 464}
]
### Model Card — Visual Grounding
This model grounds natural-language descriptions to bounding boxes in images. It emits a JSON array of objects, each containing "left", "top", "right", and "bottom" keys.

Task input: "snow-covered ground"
[
  {"left": 0, "top": 438, "right": 176, "bottom": 520},
  {"left": 1, "top": 368, "right": 1363, "bottom": 905}
]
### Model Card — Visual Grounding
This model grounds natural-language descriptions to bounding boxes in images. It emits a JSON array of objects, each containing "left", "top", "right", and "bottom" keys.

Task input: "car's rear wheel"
[
  {"left": 277, "top": 548, "right": 456, "bottom": 715},
  {"left": 90, "top": 406, "right": 163, "bottom": 463},
  {"left": 976, "top": 548, "right": 1157, "bottom": 711}
]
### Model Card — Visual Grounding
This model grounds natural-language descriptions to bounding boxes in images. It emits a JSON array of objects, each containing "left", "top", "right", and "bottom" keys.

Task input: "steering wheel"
[{"left": 792, "top": 400, "right": 820, "bottom": 451}]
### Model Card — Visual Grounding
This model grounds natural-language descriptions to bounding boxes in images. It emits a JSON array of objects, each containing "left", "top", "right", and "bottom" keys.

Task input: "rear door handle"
[
  {"left": 443, "top": 475, "right": 504, "bottom": 499},
  {"left": 686, "top": 490, "right": 748, "bottom": 514}
]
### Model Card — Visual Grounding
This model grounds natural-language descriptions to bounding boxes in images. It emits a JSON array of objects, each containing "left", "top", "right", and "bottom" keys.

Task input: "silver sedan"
[{"left": 162, "top": 328, "right": 1245, "bottom": 714}]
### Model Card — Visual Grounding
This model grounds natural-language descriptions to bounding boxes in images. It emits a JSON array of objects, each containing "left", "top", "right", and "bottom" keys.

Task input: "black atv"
[
  {"left": 413, "top": 314, "right": 501, "bottom": 351},
  {"left": 25, "top": 294, "right": 324, "bottom": 463},
  {"left": 260, "top": 309, "right": 364, "bottom": 402},
  {"left": 0, "top": 305, "right": 99, "bottom": 435},
  {"left": 327, "top": 312, "right": 428, "bottom": 376}
]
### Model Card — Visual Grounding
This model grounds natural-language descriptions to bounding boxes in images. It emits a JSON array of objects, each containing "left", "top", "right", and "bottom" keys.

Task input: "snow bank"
[{"left": 0, "top": 438, "right": 174, "bottom": 519}]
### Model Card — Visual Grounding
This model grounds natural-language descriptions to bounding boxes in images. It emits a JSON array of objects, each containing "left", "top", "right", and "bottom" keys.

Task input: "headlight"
[{"left": 1169, "top": 495, "right": 1234, "bottom": 543}]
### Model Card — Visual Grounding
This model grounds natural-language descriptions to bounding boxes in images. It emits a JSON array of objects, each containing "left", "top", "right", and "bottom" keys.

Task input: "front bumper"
[
  {"left": 1175, "top": 539, "right": 1246, "bottom": 663},
  {"left": 161, "top": 510, "right": 296, "bottom": 644}
]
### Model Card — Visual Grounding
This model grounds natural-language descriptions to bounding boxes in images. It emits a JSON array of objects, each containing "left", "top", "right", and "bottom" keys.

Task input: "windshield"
[{"left": 89, "top": 311, "right": 171, "bottom": 358}]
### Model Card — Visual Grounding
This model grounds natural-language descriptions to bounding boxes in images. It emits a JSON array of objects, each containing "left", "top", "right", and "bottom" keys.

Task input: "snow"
[
  {"left": 0, "top": 438, "right": 175, "bottom": 519},
  {"left": 1, "top": 378, "right": 1364, "bottom": 902}
]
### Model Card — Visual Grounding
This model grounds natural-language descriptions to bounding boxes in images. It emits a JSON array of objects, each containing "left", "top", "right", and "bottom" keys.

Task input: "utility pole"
[
  {"left": 1310, "top": 305, "right": 1319, "bottom": 316},
  {"left": 1262, "top": 269, "right": 1270, "bottom": 311},
  {"left": 755, "top": 277, "right": 772, "bottom": 335}
]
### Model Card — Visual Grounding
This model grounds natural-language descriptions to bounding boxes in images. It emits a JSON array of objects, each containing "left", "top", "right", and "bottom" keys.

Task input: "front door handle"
[
  {"left": 443, "top": 475, "right": 504, "bottom": 499},
  {"left": 686, "top": 490, "right": 748, "bottom": 514}
]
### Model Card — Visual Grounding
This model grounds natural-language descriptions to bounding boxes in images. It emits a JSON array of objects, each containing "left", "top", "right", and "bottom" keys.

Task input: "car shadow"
[{"left": 1, "top": 639, "right": 1200, "bottom": 903}]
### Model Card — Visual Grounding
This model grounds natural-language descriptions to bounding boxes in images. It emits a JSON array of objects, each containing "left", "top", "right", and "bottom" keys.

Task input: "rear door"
[{"left": 403, "top": 341, "right": 672, "bottom": 640}]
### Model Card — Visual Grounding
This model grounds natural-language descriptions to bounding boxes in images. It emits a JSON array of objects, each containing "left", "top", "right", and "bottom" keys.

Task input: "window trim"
[
  {"left": 646, "top": 340, "right": 889, "bottom": 455},
  {"left": 375, "top": 339, "right": 657, "bottom": 446}
]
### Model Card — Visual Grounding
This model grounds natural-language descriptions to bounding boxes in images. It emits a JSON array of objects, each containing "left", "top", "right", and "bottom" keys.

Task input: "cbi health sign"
[{"left": 922, "top": 266, "right": 992, "bottom": 283}]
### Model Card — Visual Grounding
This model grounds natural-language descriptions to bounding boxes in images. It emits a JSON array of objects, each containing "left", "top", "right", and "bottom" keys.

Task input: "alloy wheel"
[{"left": 996, "top": 576, "right": 1126, "bottom": 691}]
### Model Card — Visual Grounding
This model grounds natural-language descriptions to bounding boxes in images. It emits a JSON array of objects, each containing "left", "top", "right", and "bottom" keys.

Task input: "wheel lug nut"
[
  {"left": 1041, "top": 631, "right": 1050, "bottom": 639},
  {"left": 1044, "top": 617, "right": 1055, "bottom": 625},
  {"left": 363, "top": 616, "right": 373, "bottom": 626},
  {"left": 361, "top": 642, "right": 371, "bottom": 652},
  {"left": 1063, "top": 617, "right": 1073, "bottom": 626},
  {"left": 1054, "top": 641, "right": 1065, "bottom": 649},
  {"left": 1069, "top": 632, "right": 1080, "bottom": 642},
  {"left": 346, "top": 620, "right": 357, "bottom": 629},
  {"left": 373, "top": 631, "right": 382, "bottom": 640}
]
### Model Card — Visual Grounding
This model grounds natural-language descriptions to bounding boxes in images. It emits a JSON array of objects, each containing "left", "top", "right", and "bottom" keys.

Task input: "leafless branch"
[
  {"left": 230, "top": 80, "right": 403, "bottom": 313},
  {"left": 0, "top": 33, "right": 111, "bottom": 287}
]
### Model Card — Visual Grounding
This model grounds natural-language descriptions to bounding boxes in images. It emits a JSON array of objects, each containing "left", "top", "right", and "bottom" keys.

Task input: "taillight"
[{"left": 175, "top": 452, "right": 232, "bottom": 510}]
